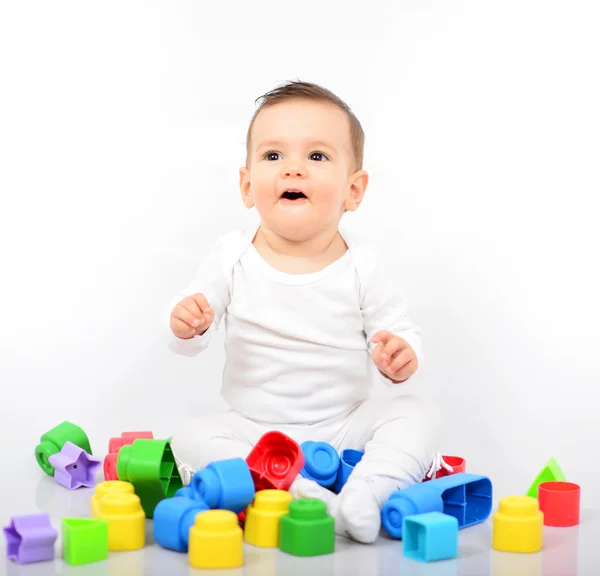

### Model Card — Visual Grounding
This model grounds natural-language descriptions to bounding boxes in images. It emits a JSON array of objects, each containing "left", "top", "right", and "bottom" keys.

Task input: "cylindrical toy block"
[
  {"left": 279, "top": 498, "right": 335, "bottom": 557},
  {"left": 492, "top": 496, "right": 543, "bottom": 553},
  {"left": 97, "top": 493, "right": 145, "bottom": 550},
  {"left": 191, "top": 458, "right": 255, "bottom": 514},
  {"left": 300, "top": 442, "right": 339, "bottom": 488},
  {"left": 244, "top": 490, "right": 293, "bottom": 548},
  {"left": 154, "top": 495, "right": 209, "bottom": 552},
  {"left": 538, "top": 482, "right": 580, "bottom": 527},
  {"left": 189, "top": 510, "right": 244, "bottom": 569},
  {"left": 35, "top": 421, "right": 92, "bottom": 476},
  {"left": 91, "top": 481, "right": 135, "bottom": 518},
  {"left": 331, "top": 449, "right": 363, "bottom": 494}
]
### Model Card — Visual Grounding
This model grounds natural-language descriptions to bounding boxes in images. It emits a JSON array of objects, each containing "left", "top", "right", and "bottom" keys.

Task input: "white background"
[{"left": 1, "top": 0, "right": 598, "bottom": 508}]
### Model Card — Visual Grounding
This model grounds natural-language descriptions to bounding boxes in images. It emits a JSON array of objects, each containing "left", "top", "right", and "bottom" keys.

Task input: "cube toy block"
[
  {"left": 402, "top": 512, "right": 458, "bottom": 562},
  {"left": 96, "top": 493, "right": 145, "bottom": 551},
  {"left": 35, "top": 421, "right": 92, "bottom": 476},
  {"left": 538, "top": 481, "right": 580, "bottom": 527},
  {"left": 3, "top": 514, "right": 58, "bottom": 564},
  {"left": 154, "top": 494, "right": 209, "bottom": 552},
  {"left": 492, "top": 496, "right": 543, "bottom": 553},
  {"left": 279, "top": 498, "right": 335, "bottom": 557},
  {"left": 188, "top": 510, "right": 244, "bottom": 569},
  {"left": 191, "top": 458, "right": 255, "bottom": 514},
  {"left": 331, "top": 449, "right": 363, "bottom": 494},
  {"left": 300, "top": 441, "right": 340, "bottom": 488},
  {"left": 244, "top": 490, "right": 293, "bottom": 548},
  {"left": 381, "top": 473, "right": 492, "bottom": 539},
  {"left": 105, "top": 431, "right": 154, "bottom": 481},
  {"left": 91, "top": 481, "right": 135, "bottom": 518},
  {"left": 62, "top": 518, "right": 108, "bottom": 566},
  {"left": 526, "top": 457, "right": 566, "bottom": 499},
  {"left": 116, "top": 438, "right": 182, "bottom": 518},
  {"left": 48, "top": 441, "right": 101, "bottom": 490}
]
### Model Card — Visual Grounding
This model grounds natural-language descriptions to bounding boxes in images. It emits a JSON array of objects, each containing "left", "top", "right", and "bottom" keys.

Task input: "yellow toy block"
[
  {"left": 90, "top": 481, "right": 134, "bottom": 518},
  {"left": 492, "top": 496, "right": 543, "bottom": 553},
  {"left": 96, "top": 493, "right": 145, "bottom": 551},
  {"left": 189, "top": 510, "right": 243, "bottom": 569},
  {"left": 245, "top": 490, "right": 293, "bottom": 548}
]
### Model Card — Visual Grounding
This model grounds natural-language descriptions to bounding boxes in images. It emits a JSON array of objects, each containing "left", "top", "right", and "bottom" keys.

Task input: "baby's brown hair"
[{"left": 245, "top": 80, "right": 365, "bottom": 171}]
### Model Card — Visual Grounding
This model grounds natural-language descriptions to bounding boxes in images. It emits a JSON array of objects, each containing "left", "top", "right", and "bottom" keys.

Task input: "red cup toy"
[{"left": 538, "top": 481, "right": 580, "bottom": 527}]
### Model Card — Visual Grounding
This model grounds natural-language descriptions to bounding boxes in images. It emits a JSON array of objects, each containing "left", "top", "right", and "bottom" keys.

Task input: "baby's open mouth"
[{"left": 281, "top": 190, "right": 307, "bottom": 200}]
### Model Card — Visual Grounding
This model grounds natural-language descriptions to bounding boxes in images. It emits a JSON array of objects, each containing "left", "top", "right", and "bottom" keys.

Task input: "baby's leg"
[
  {"left": 170, "top": 410, "right": 265, "bottom": 485},
  {"left": 293, "top": 395, "right": 441, "bottom": 543}
]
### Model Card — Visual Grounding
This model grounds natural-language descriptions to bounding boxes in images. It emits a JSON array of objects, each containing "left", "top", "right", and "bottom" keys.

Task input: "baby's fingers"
[
  {"left": 170, "top": 317, "right": 196, "bottom": 338},
  {"left": 175, "top": 303, "right": 203, "bottom": 328}
]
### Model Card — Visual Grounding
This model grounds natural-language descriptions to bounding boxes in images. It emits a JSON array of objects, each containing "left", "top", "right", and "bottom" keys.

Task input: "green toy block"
[
  {"left": 526, "top": 457, "right": 566, "bottom": 498},
  {"left": 280, "top": 498, "right": 335, "bottom": 557},
  {"left": 62, "top": 518, "right": 108, "bottom": 566},
  {"left": 35, "top": 421, "right": 92, "bottom": 476},
  {"left": 117, "top": 438, "right": 182, "bottom": 518}
]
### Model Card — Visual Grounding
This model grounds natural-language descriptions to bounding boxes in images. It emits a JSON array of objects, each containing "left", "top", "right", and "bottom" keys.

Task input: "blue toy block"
[
  {"left": 300, "top": 442, "right": 340, "bottom": 488},
  {"left": 174, "top": 486, "right": 196, "bottom": 499},
  {"left": 331, "top": 449, "right": 364, "bottom": 494},
  {"left": 381, "top": 473, "right": 492, "bottom": 539},
  {"left": 190, "top": 458, "right": 255, "bottom": 514},
  {"left": 153, "top": 495, "right": 208, "bottom": 552},
  {"left": 402, "top": 512, "right": 458, "bottom": 562}
]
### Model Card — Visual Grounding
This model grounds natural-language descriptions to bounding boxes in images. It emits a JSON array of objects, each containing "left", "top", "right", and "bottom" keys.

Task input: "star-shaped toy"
[{"left": 48, "top": 441, "right": 101, "bottom": 490}]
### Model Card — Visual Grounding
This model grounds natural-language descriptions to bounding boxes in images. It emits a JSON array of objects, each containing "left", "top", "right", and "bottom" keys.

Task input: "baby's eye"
[
  {"left": 309, "top": 152, "right": 329, "bottom": 162},
  {"left": 264, "top": 151, "right": 282, "bottom": 161}
]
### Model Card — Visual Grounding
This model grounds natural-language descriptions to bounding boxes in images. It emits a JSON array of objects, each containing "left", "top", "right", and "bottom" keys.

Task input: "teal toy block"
[{"left": 402, "top": 512, "right": 458, "bottom": 563}]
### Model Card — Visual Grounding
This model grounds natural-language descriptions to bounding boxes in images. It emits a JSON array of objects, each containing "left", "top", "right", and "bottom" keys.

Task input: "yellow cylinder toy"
[
  {"left": 492, "top": 495, "right": 543, "bottom": 553},
  {"left": 90, "top": 480, "right": 135, "bottom": 518},
  {"left": 245, "top": 490, "right": 293, "bottom": 548},
  {"left": 97, "top": 492, "right": 145, "bottom": 550},
  {"left": 189, "top": 510, "right": 243, "bottom": 569}
]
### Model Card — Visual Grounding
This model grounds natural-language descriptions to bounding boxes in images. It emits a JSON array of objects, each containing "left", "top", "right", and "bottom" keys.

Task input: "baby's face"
[{"left": 240, "top": 99, "right": 365, "bottom": 240}]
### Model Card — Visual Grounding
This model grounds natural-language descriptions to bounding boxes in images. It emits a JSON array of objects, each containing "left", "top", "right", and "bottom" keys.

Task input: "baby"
[{"left": 165, "top": 80, "right": 443, "bottom": 543}]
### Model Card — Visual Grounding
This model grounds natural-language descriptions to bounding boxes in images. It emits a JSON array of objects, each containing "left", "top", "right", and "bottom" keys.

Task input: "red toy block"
[
  {"left": 103, "top": 453, "right": 119, "bottom": 481},
  {"left": 538, "top": 481, "right": 580, "bottom": 527},
  {"left": 424, "top": 455, "right": 466, "bottom": 482},
  {"left": 239, "top": 431, "right": 304, "bottom": 524}
]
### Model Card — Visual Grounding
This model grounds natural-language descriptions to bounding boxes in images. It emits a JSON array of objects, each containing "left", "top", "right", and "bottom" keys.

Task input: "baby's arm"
[
  {"left": 358, "top": 248, "right": 423, "bottom": 383},
  {"left": 164, "top": 237, "right": 231, "bottom": 357}
]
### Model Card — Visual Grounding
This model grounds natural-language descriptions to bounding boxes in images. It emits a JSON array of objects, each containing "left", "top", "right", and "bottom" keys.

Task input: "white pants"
[{"left": 171, "top": 393, "right": 442, "bottom": 504}]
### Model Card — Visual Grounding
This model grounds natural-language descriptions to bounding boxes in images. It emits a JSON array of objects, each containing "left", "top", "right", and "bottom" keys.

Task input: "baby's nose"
[{"left": 281, "top": 162, "right": 307, "bottom": 178}]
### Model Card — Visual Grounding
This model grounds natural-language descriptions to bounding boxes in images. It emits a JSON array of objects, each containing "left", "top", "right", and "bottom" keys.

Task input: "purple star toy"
[
  {"left": 48, "top": 441, "right": 101, "bottom": 489},
  {"left": 4, "top": 514, "right": 58, "bottom": 564}
]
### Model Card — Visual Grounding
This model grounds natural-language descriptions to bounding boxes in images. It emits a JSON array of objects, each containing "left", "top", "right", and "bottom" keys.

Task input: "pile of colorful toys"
[{"left": 2, "top": 421, "right": 581, "bottom": 568}]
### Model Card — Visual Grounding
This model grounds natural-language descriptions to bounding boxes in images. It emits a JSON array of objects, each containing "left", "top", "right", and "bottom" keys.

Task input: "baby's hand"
[
  {"left": 371, "top": 331, "right": 418, "bottom": 383},
  {"left": 170, "top": 293, "right": 215, "bottom": 339}
]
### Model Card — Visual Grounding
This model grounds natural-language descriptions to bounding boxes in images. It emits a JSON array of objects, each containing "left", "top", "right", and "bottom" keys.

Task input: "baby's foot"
[{"left": 332, "top": 484, "right": 381, "bottom": 544}]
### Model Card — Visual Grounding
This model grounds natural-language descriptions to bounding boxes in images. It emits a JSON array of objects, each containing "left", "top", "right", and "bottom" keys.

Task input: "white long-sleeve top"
[{"left": 165, "top": 224, "right": 423, "bottom": 424}]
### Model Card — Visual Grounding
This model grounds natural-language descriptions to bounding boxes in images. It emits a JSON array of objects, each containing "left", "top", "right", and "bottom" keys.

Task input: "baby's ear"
[
  {"left": 344, "top": 169, "right": 369, "bottom": 212},
  {"left": 239, "top": 167, "right": 254, "bottom": 208}
]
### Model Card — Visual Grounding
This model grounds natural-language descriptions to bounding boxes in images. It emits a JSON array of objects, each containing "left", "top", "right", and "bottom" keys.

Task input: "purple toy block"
[
  {"left": 3, "top": 514, "right": 58, "bottom": 564},
  {"left": 48, "top": 441, "right": 101, "bottom": 489}
]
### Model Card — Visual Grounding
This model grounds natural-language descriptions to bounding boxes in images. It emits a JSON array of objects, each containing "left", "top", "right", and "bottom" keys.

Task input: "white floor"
[{"left": 1, "top": 456, "right": 596, "bottom": 575}]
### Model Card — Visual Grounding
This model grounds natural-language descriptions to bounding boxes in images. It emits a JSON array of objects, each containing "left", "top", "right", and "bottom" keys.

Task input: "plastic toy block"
[
  {"left": 526, "top": 457, "right": 566, "bottom": 499},
  {"left": 538, "top": 481, "right": 580, "bottom": 527},
  {"left": 492, "top": 496, "right": 543, "bottom": 553},
  {"left": 191, "top": 458, "right": 255, "bottom": 514},
  {"left": 280, "top": 498, "right": 335, "bottom": 557},
  {"left": 116, "top": 438, "right": 182, "bottom": 518},
  {"left": 300, "top": 441, "right": 340, "bottom": 488},
  {"left": 103, "top": 452, "right": 119, "bottom": 481},
  {"left": 244, "top": 490, "right": 293, "bottom": 548},
  {"left": 154, "top": 494, "right": 209, "bottom": 552},
  {"left": 62, "top": 518, "right": 108, "bottom": 566},
  {"left": 3, "top": 514, "right": 58, "bottom": 564},
  {"left": 188, "top": 510, "right": 244, "bottom": 569},
  {"left": 35, "top": 421, "right": 92, "bottom": 476},
  {"left": 381, "top": 473, "right": 493, "bottom": 539},
  {"left": 331, "top": 449, "right": 363, "bottom": 494},
  {"left": 246, "top": 431, "right": 305, "bottom": 492},
  {"left": 96, "top": 493, "right": 145, "bottom": 550},
  {"left": 48, "top": 441, "right": 101, "bottom": 490},
  {"left": 402, "top": 512, "right": 458, "bottom": 562},
  {"left": 424, "top": 455, "right": 466, "bottom": 481},
  {"left": 174, "top": 486, "right": 196, "bottom": 499},
  {"left": 91, "top": 480, "right": 135, "bottom": 518},
  {"left": 108, "top": 431, "right": 154, "bottom": 454}
]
